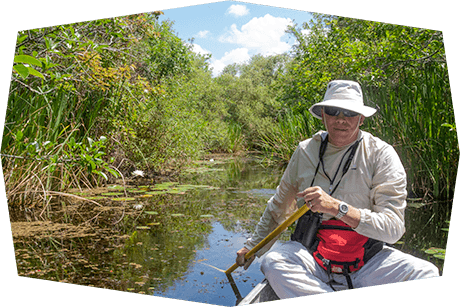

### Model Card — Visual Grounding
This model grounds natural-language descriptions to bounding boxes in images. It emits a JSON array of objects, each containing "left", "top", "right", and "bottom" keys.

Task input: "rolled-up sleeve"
[{"left": 354, "top": 145, "right": 407, "bottom": 244}]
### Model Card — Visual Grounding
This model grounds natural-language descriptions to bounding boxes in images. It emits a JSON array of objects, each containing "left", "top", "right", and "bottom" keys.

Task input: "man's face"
[{"left": 321, "top": 107, "right": 364, "bottom": 147}]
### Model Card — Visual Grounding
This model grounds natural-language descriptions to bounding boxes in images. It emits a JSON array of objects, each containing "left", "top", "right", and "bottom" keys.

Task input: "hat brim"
[{"left": 309, "top": 100, "right": 377, "bottom": 119}]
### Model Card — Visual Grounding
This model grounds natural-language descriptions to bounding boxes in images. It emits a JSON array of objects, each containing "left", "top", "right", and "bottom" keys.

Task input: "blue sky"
[{"left": 158, "top": 1, "right": 312, "bottom": 76}]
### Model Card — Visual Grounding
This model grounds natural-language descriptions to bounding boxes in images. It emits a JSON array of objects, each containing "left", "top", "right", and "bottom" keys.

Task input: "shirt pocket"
[{"left": 340, "top": 166, "right": 372, "bottom": 203}]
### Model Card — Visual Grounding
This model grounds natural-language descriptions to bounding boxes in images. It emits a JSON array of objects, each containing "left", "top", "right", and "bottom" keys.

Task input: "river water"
[{"left": 10, "top": 155, "right": 447, "bottom": 306}]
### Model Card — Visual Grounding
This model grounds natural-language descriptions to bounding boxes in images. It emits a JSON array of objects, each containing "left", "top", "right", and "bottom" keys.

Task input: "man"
[{"left": 236, "top": 80, "right": 439, "bottom": 298}]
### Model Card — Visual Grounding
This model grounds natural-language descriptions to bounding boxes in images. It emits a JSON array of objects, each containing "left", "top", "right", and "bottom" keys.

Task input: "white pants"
[{"left": 260, "top": 240, "right": 440, "bottom": 298}]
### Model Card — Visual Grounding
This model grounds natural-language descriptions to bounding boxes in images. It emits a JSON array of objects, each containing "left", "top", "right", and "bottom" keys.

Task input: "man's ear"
[{"left": 359, "top": 115, "right": 365, "bottom": 126}]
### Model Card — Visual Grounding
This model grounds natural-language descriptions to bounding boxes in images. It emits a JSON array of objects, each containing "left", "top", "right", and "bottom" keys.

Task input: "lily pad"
[
  {"left": 176, "top": 186, "right": 192, "bottom": 190},
  {"left": 179, "top": 184, "right": 219, "bottom": 190},
  {"left": 145, "top": 191, "right": 167, "bottom": 195},
  {"left": 154, "top": 182, "right": 178, "bottom": 189},
  {"left": 138, "top": 194, "right": 153, "bottom": 198},
  {"left": 112, "top": 197, "right": 136, "bottom": 201},
  {"left": 72, "top": 192, "right": 90, "bottom": 196},
  {"left": 167, "top": 189, "right": 186, "bottom": 194},
  {"left": 128, "top": 189, "right": 145, "bottom": 193},
  {"left": 101, "top": 192, "right": 124, "bottom": 196},
  {"left": 86, "top": 196, "right": 106, "bottom": 200},
  {"left": 200, "top": 214, "right": 214, "bottom": 218},
  {"left": 424, "top": 247, "right": 445, "bottom": 255},
  {"left": 179, "top": 184, "right": 208, "bottom": 189},
  {"left": 107, "top": 185, "right": 125, "bottom": 190},
  {"left": 407, "top": 202, "right": 426, "bottom": 209},
  {"left": 150, "top": 187, "right": 168, "bottom": 191}
]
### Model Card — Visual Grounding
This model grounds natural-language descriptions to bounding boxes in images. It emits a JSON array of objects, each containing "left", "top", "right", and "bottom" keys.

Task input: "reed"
[
  {"left": 258, "top": 61, "right": 456, "bottom": 210},
  {"left": 258, "top": 110, "right": 322, "bottom": 162},
  {"left": 227, "top": 122, "right": 245, "bottom": 153},
  {"left": 364, "top": 62, "right": 456, "bottom": 205},
  {"left": 1, "top": 85, "right": 113, "bottom": 208}
]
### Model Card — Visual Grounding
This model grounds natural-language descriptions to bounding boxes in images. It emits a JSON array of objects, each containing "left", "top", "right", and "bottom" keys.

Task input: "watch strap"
[{"left": 335, "top": 201, "right": 348, "bottom": 219}]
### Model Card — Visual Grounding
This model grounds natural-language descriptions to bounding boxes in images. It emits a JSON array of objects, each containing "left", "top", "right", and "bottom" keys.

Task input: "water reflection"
[
  {"left": 11, "top": 156, "right": 283, "bottom": 306},
  {"left": 10, "top": 156, "right": 447, "bottom": 306},
  {"left": 152, "top": 222, "right": 266, "bottom": 305}
]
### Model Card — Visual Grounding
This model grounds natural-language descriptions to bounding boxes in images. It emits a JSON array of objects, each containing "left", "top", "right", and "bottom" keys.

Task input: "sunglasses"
[{"left": 323, "top": 106, "right": 360, "bottom": 117}]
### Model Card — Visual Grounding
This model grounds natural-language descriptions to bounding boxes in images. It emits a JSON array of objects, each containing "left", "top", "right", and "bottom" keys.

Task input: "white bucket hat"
[{"left": 308, "top": 80, "right": 377, "bottom": 119}]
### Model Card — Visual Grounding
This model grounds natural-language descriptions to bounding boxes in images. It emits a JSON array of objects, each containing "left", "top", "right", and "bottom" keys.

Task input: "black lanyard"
[{"left": 310, "top": 134, "right": 362, "bottom": 196}]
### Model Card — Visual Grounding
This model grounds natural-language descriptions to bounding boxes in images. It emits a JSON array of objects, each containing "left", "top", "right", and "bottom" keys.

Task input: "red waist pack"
[{"left": 313, "top": 219, "right": 369, "bottom": 274}]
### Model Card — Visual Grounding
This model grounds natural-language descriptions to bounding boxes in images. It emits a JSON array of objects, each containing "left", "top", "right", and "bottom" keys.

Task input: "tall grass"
[
  {"left": 258, "top": 62, "right": 456, "bottom": 210},
  {"left": 2, "top": 91, "right": 102, "bottom": 152},
  {"left": 364, "top": 62, "right": 457, "bottom": 205},
  {"left": 258, "top": 110, "right": 322, "bottom": 162},
  {"left": 1, "top": 86, "right": 112, "bottom": 208},
  {"left": 226, "top": 122, "right": 245, "bottom": 153}
]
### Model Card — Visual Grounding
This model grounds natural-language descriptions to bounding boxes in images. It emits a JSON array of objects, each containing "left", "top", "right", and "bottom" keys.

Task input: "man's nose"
[{"left": 336, "top": 112, "right": 346, "bottom": 120}]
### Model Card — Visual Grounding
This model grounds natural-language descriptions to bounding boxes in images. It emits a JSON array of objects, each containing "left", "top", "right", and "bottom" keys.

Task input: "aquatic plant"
[
  {"left": 364, "top": 63, "right": 456, "bottom": 203},
  {"left": 258, "top": 110, "right": 321, "bottom": 163},
  {"left": 2, "top": 134, "right": 119, "bottom": 211},
  {"left": 264, "top": 14, "right": 456, "bottom": 205}
]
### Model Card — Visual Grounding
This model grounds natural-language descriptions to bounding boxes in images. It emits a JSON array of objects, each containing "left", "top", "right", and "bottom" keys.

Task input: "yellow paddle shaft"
[{"left": 225, "top": 203, "right": 310, "bottom": 275}]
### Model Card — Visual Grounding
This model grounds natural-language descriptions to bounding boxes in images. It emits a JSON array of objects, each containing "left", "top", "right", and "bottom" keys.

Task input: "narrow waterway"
[{"left": 10, "top": 155, "right": 447, "bottom": 306}]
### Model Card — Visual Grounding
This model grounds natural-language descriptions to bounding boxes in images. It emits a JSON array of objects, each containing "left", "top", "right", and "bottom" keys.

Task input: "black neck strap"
[{"left": 310, "top": 134, "right": 362, "bottom": 196}]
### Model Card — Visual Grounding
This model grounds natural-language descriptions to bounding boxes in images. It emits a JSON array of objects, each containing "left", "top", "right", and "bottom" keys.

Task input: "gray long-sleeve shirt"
[{"left": 246, "top": 130, "right": 407, "bottom": 256}]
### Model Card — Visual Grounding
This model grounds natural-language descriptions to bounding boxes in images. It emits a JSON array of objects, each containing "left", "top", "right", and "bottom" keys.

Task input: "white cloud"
[
  {"left": 189, "top": 43, "right": 250, "bottom": 77},
  {"left": 210, "top": 48, "right": 250, "bottom": 76},
  {"left": 226, "top": 4, "right": 249, "bottom": 17},
  {"left": 219, "top": 14, "right": 293, "bottom": 55},
  {"left": 190, "top": 43, "right": 211, "bottom": 56},
  {"left": 301, "top": 29, "right": 311, "bottom": 37},
  {"left": 196, "top": 30, "right": 209, "bottom": 38}
]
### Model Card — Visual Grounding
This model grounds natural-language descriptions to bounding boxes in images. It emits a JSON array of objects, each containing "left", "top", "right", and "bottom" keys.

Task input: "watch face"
[{"left": 340, "top": 203, "right": 348, "bottom": 213}]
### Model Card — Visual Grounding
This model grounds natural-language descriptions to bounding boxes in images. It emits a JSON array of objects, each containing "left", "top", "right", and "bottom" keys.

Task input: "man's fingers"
[
  {"left": 236, "top": 247, "right": 256, "bottom": 269},
  {"left": 244, "top": 256, "right": 255, "bottom": 270},
  {"left": 236, "top": 253, "right": 246, "bottom": 266},
  {"left": 236, "top": 247, "right": 250, "bottom": 266},
  {"left": 297, "top": 191, "right": 315, "bottom": 203},
  {"left": 296, "top": 186, "right": 323, "bottom": 202},
  {"left": 296, "top": 187, "right": 313, "bottom": 197}
]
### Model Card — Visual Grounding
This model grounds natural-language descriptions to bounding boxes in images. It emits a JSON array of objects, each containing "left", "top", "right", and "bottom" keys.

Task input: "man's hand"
[
  {"left": 236, "top": 247, "right": 255, "bottom": 270},
  {"left": 296, "top": 186, "right": 340, "bottom": 216},
  {"left": 296, "top": 186, "right": 361, "bottom": 228}
]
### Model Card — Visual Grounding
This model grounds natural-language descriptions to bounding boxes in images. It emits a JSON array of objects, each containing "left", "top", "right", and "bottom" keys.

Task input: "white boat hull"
[{"left": 237, "top": 279, "right": 279, "bottom": 305}]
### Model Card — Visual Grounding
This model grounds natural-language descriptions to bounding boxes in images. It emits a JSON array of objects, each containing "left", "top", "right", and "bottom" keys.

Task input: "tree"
[
  {"left": 276, "top": 13, "right": 455, "bottom": 202},
  {"left": 279, "top": 13, "right": 446, "bottom": 113}
]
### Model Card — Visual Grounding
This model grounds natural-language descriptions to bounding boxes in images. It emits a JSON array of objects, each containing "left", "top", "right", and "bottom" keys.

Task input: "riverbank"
[
  {"left": 8, "top": 156, "right": 447, "bottom": 305},
  {"left": 3, "top": 11, "right": 455, "bottom": 213},
  {"left": 8, "top": 155, "right": 277, "bottom": 304}
]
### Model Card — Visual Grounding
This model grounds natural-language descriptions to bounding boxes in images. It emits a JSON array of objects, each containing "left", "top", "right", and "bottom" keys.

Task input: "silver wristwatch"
[{"left": 335, "top": 201, "right": 349, "bottom": 219}]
